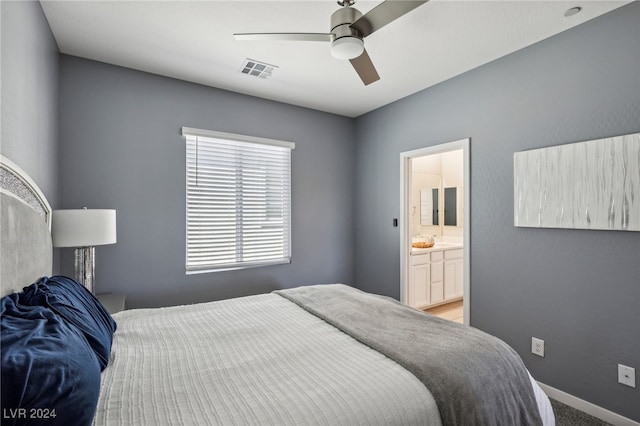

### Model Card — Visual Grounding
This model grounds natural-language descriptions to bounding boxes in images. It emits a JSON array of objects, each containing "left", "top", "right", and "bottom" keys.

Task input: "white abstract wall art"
[{"left": 514, "top": 133, "right": 640, "bottom": 231}]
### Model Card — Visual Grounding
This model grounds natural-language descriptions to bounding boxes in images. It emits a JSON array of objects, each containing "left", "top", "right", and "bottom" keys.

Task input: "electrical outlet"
[
  {"left": 531, "top": 337, "right": 544, "bottom": 357},
  {"left": 618, "top": 364, "right": 636, "bottom": 388}
]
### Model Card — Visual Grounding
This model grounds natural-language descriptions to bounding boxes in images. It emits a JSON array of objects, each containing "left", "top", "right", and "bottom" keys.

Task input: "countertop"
[{"left": 411, "top": 242, "right": 463, "bottom": 254}]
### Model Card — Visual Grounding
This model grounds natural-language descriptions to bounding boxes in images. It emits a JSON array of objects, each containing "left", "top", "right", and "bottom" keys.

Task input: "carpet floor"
[{"left": 551, "top": 398, "right": 612, "bottom": 425}]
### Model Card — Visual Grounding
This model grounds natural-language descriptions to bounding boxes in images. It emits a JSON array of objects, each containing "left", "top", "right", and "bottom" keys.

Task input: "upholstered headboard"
[{"left": 0, "top": 155, "right": 53, "bottom": 297}]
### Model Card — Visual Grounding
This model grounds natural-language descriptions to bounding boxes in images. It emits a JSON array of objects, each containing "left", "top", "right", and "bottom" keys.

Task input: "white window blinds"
[{"left": 183, "top": 127, "right": 294, "bottom": 272}]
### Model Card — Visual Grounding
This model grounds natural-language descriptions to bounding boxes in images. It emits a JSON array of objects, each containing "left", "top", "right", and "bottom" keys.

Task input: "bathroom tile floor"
[{"left": 425, "top": 300, "right": 463, "bottom": 323}]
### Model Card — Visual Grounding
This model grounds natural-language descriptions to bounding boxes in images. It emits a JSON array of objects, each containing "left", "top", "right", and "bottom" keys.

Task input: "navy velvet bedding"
[
  {"left": 1, "top": 276, "right": 116, "bottom": 426},
  {"left": 21, "top": 276, "right": 117, "bottom": 370}
]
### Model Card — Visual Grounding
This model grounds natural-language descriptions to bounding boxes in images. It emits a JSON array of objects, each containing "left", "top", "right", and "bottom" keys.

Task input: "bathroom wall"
[{"left": 411, "top": 150, "right": 463, "bottom": 238}]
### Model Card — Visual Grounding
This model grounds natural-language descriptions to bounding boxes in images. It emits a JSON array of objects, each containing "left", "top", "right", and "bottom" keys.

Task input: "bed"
[{"left": 1, "top": 155, "right": 554, "bottom": 426}]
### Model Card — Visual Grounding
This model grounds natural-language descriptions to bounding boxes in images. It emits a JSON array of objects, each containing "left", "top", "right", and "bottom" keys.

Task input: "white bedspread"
[{"left": 94, "top": 293, "right": 443, "bottom": 425}]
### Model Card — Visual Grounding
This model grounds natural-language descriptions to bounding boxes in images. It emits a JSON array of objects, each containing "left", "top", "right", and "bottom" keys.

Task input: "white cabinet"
[
  {"left": 444, "top": 249, "right": 464, "bottom": 300},
  {"left": 410, "top": 254, "right": 430, "bottom": 309},
  {"left": 410, "top": 247, "right": 463, "bottom": 309},
  {"left": 429, "top": 251, "right": 444, "bottom": 305}
]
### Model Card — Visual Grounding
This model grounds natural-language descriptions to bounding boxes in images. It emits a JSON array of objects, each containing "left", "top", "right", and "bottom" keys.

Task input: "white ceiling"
[{"left": 40, "top": 0, "right": 630, "bottom": 118}]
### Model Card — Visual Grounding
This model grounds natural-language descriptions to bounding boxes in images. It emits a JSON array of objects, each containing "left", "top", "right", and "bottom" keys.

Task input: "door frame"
[{"left": 399, "top": 138, "right": 471, "bottom": 324}]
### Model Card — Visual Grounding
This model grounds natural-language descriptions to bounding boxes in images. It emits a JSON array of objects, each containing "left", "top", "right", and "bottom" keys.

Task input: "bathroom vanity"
[{"left": 409, "top": 244, "right": 463, "bottom": 310}]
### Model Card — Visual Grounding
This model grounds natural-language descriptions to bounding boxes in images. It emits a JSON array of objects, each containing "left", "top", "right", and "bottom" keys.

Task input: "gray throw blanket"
[{"left": 275, "top": 284, "right": 542, "bottom": 426}]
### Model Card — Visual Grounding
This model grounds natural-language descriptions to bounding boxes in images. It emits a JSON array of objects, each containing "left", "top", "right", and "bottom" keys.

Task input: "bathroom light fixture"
[
  {"left": 52, "top": 208, "right": 117, "bottom": 294},
  {"left": 563, "top": 6, "right": 582, "bottom": 17}
]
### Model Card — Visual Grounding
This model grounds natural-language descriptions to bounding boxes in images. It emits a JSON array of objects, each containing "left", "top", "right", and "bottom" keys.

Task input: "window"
[{"left": 182, "top": 127, "right": 294, "bottom": 272}]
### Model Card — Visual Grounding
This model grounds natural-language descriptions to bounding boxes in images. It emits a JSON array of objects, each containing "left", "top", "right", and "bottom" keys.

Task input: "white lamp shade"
[
  {"left": 52, "top": 209, "right": 117, "bottom": 248},
  {"left": 330, "top": 36, "right": 364, "bottom": 60}
]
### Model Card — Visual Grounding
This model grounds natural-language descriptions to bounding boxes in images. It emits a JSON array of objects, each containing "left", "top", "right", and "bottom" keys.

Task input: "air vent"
[{"left": 239, "top": 59, "right": 278, "bottom": 79}]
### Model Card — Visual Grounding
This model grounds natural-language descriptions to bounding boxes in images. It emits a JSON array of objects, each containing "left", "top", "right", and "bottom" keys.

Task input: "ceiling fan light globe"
[{"left": 330, "top": 37, "right": 364, "bottom": 60}]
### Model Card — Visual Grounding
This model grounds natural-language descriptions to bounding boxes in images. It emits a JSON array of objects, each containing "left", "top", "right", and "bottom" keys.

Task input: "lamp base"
[{"left": 74, "top": 246, "right": 95, "bottom": 294}]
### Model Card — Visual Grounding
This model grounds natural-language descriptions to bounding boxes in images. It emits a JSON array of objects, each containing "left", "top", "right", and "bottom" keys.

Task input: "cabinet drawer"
[
  {"left": 445, "top": 249, "right": 464, "bottom": 260},
  {"left": 411, "top": 254, "right": 429, "bottom": 265},
  {"left": 430, "top": 251, "right": 443, "bottom": 262}
]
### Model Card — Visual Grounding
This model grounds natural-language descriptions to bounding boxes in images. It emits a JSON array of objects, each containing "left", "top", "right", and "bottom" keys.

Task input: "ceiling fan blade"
[
  {"left": 349, "top": 49, "right": 380, "bottom": 86},
  {"left": 234, "top": 33, "right": 332, "bottom": 42},
  {"left": 351, "top": 0, "right": 429, "bottom": 38}
]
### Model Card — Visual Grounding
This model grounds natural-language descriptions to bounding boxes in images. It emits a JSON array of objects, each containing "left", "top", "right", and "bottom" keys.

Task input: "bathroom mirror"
[
  {"left": 444, "top": 187, "right": 457, "bottom": 226},
  {"left": 420, "top": 188, "right": 438, "bottom": 225},
  {"left": 421, "top": 186, "right": 462, "bottom": 227},
  {"left": 431, "top": 188, "right": 439, "bottom": 225},
  {"left": 417, "top": 172, "right": 440, "bottom": 226}
]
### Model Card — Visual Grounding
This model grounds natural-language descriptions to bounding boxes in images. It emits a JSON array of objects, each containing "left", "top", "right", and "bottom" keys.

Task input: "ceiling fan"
[{"left": 234, "top": 0, "right": 428, "bottom": 86}]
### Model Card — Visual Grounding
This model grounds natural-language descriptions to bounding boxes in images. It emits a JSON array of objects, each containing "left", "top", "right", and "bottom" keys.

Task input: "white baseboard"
[{"left": 537, "top": 381, "right": 640, "bottom": 426}]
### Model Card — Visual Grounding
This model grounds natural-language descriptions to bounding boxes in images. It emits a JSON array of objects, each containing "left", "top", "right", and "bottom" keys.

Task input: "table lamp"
[{"left": 52, "top": 208, "right": 117, "bottom": 294}]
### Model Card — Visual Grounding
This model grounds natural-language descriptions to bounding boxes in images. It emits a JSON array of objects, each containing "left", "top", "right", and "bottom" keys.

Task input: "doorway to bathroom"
[{"left": 399, "top": 139, "right": 470, "bottom": 325}]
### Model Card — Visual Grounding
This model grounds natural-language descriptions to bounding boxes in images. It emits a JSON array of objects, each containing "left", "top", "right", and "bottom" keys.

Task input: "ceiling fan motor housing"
[{"left": 330, "top": 5, "right": 364, "bottom": 59}]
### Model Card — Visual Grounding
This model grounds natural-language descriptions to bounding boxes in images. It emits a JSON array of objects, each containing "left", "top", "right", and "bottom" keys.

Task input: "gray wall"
[
  {"left": 354, "top": 3, "right": 639, "bottom": 421},
  {"left": 14, "top": 0, "right": 637, "bottom": 420},
  {"left": 59, "top": 56, "right": 355, "bottom": 308},
  {"left": 1, "top": 0, "right": 59, "bottom": 208}
]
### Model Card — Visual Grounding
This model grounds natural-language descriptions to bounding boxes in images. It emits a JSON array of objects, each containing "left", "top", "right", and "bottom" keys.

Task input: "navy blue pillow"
[
  {"left": 21, "top": 276, "right": 117, "bottom": 370},
  {"left": 1, "top": 294, "right": 101, "bottom": 426}
]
